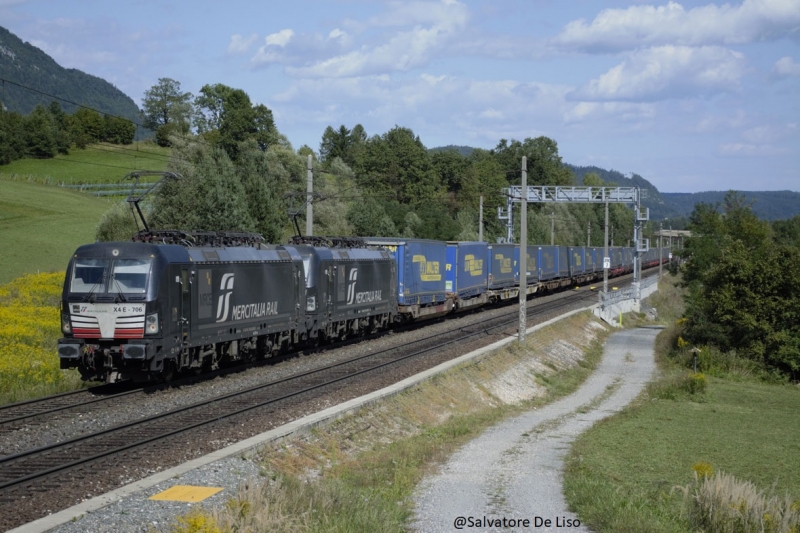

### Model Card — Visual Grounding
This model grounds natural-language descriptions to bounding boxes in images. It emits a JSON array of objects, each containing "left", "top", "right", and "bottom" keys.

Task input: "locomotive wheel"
[{"left": 161, "top": 361, "right": 177, "bottom": 383}]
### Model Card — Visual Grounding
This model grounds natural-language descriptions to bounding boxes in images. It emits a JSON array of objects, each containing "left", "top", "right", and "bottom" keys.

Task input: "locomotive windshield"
[{"left": 70, "top": 257, "right": 153, "bottom": 294}]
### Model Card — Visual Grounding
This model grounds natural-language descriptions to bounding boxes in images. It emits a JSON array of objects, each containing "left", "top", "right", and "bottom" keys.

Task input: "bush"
[
  {"left": 677, "top": 470, "right": 800, "bottom": 533},
  {"left": 95, "top": 201, "right": 141, "bottom": 242},
  {"left": 684, "top": 372, "right": 707, "bottom": 395}
]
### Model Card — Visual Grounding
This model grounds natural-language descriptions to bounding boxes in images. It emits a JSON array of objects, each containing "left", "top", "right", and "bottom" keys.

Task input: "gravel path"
[{"left": 411, "top": 327, "right": 660, "bottom": 532}]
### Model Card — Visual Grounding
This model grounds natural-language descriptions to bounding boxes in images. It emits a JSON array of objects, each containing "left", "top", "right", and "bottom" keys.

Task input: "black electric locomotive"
[
  {"left": 57, "top": 238, "right": 399, "bottom": 382},
  {"left": 58, "top": 241, "right": 305, "bottom": 381}
]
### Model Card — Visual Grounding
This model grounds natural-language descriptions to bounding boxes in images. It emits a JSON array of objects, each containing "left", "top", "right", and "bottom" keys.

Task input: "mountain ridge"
[{"left": 0, "top": 25, "right": 142, "bottom": 127}]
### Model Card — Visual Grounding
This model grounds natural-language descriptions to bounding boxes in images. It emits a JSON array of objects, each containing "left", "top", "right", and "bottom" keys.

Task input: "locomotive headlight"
[
  {"left": 145, "top": 313, "right": 159, "bottom": 335},
  {"left": 61, "top": 313, "right": 71, "bottom": 334}
]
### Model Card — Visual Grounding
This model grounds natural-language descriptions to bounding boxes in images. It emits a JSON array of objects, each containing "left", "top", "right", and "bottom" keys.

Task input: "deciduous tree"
[{"left": 141, "top": 78, "right": 194, "bottom": 135}]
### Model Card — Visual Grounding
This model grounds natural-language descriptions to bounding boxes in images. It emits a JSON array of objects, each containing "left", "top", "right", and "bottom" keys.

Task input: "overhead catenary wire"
[{"left": 0, "top": 76, "right": 145, "bottom": 128}]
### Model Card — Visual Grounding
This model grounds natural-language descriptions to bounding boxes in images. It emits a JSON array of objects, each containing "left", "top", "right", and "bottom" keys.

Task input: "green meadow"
[
  {"left": 0, "top": 142, "right": 170, "bottom": 185},
  {"left": 564, "top": 275, "right": 800, "bottom": 532},
  {"left": 0, "top": 179, "right": 115, "bottom": 283},
  {"left": 0, "top": 142, "right": 171, "bottom": 282}
]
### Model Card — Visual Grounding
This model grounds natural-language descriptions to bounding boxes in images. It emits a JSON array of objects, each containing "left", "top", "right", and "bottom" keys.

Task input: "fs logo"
[
  {"left": 346, "top": 268, "right": 358, "bottom": 305},
  {"left": 215, "top": 273, "right": 235, "bottom": 323}
]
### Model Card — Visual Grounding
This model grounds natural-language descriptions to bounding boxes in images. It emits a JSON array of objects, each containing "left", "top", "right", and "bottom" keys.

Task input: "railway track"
[
  {"left": 0, "top": 269, "right": 650, "bottom": 435},
  {"left": 0, "top": 270, "right": 650, "bottom": 435},
  {"left": 0, "top": 269, "right": 658, "bottom": 529},
  {"left": 0, "top": 279, "right": 607, "bottom": 500}
]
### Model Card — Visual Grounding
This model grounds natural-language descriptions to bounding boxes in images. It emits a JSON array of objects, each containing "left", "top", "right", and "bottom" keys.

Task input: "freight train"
[{"left": 58, "top": 232, "right": 668, "bottom": 382}]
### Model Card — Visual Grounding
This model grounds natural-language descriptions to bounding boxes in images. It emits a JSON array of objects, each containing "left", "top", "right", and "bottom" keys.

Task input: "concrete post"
[
  {"left": 306, "top": 155, "right": 313, "bottom": 236},
  {"left": 519, "top": 157, "right": 527, "bottom": 344}
]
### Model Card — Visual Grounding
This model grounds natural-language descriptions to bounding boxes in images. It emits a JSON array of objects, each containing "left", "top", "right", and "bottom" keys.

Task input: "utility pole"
[
  {"left": 306, "top": 155, "right": 313, "bottom": 236},
  {"left": 550, "top": 210, "right": 555, "bottom": 245},
  {"left": 659, "top": 222, "right": 663, "bottom": 280},
  {"left": 587, "top": 220, "right": 591, "bottom": 247},
  {"left": 668, "top": 221, "right": 672, "bottom": 263},
  {"left": 603, "top": 200, "right": 609, "bottom": 294},
  {"left": 479, "top": 195, "right": 484, "bottom": 242},
  {"left": 518, "top": 156, "right": 527, "bottom": 344}
]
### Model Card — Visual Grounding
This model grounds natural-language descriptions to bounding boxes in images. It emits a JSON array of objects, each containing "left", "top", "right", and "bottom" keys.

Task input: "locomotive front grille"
[
  {"left": 69, "top": 303, "right": 146, "bottom": 339},
  {"left": 71, "top": 315, "right": 101, "bottom": 338},
  {"left": 114, "top": 315, "right": 145, "bottom": 338}
]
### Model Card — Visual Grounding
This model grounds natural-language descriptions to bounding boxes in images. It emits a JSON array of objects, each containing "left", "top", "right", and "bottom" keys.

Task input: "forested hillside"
[
  {"left": 662, "top": 191, "right": 800, "bottom": 221},
  {"left": 0, "top": 26, "right": 142, "bottom": 125}
]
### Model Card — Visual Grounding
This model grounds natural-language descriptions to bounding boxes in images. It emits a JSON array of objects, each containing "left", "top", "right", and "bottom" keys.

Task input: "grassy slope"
[
  {"left": 564, "top": 274, "right": 800, "bottom": 532},
  {"left": 0, "top": 180, "right": 113, "bottom": 283},
  {"left": 0, "top": 142, "right": 169, "bottom": 184},
  {"left": 565, "top": 379, "right": 800, "bottom": 532},
  {"left": 0, "top": 142, "right": 170, "bottom": 282}
]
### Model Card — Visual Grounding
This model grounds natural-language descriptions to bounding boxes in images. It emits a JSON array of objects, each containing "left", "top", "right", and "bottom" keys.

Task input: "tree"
[
  {"left": 194, "top": 84, "right": 280, "bottom": 160},
  {"left": 319, "top": 124, "right": 367, "bottom": 168},
  {"left": 679, "top": 192, "right": 800, "bottom": 377},
  {"left": 96, "top": 201, "right": 141, "bottom": 241},
  {"left": 235, "top": 140, "right": 290, "bottom": 242},
  {"left": 346, "top": 197, "right": 397, "bottom": 236},
  {"left": 431, "top": 149, "right": 470, "bottom": 194},
  {"left": 0, "top": 110, "right": 26, "bottom": 164},
  {"left": 492, "top": 136, "right": 573, "bottom": 187},
  {"left": 150, "top": 138, "right": 255, "bottom": 232},
  {"left": 772, "top": 215, "right": 800, "bottom": 248},
  {"left": 457, "top": 152, "right": 508, "bottom": 241},
  {"left": 356, "top": 126, "right": 443, "bottom": 204},
  {"left": 102, "top": 115, "right": 135, "bottom": 144},
  {"left": 23, "top": 105, "right": 57, "bottom": 158},
  {"left": 252, "top": 104, "right": 279, "bottom": 150},
  {"left": 141, "top": 78, "right": 194, "bottom": 134},
  {"left": 71, "top": 108, "right": 104, "bottom": 146},
  {"left": 47, "top": 101, "right": 71, "bottom": 154},
  {"left": 311, "top": 157, "right": 356, "bottom": 236}
]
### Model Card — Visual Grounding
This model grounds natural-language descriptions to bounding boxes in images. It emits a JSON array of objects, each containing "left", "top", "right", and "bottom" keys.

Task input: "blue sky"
[{"left": 1, "top": 0, "right": 798, "bottom": 193}]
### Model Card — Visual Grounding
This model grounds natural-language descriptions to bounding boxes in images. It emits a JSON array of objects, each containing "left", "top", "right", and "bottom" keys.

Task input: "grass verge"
[{"left": 563, "top": 272, "right": 800, "bottom": 532}]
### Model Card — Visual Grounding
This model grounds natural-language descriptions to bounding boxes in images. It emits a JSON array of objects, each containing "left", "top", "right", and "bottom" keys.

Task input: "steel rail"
[
  {"left": 0, "top": 278, "right": 613, "bottom": 494},
  {"left": 0, "top": 268, "right": 656, "bottom": 499}
]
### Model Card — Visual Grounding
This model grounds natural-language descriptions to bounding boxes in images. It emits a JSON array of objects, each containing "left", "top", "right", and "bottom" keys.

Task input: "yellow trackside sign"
[
  {"left": 413, "top": 255, "right": 441, "bottom": 281},
  {"left": 495, "top": 254, "right": 512, "bottom": 274},
  {"left": 464, "top": 254, "right": 484, "bottom": 276}
]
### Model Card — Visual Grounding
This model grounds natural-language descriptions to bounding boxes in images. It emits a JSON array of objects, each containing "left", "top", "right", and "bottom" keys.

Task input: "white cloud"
[
  {"left": 772, "top": 56, "right": 800, "bottom": 77},
  {"left": 265, "top": 29, "right": 293, "bottom": 47},
  {"left": 251, "top": 29, "right": 295, "bottom": 65},
  {"left": 695, "top": 110, "right": 747, "bottom": 132},
  {"left": 570, "top": 45, "right": 746, "bottom": 101},
  {"left": 270, "top": 73, "right": 610, "bottom": 145},
  {"left": 227, "top": 33, "right": 258, "bottom": 55},
  {"left": 253, "top": 0, "right": 469, "bottom": 77},
  {"left": 479, "top": 108, "right": 503, "bottom": 119},
  {"left": 554, "top": 0, "right": 800, "bottom": 53},
  {"left": 348, "top": 0, "right": 469, "bottom": 30},
  {"left": 563, "top": 102, "right": 656, "bottom": 123},
  {"left": 328, "top": 28, "right": 347, "bottom": 40},
  {"left": 718, "top": 143, "right": 788, "bottom": 157}
]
